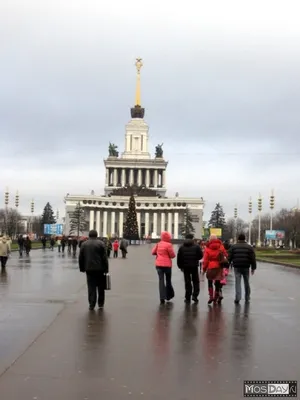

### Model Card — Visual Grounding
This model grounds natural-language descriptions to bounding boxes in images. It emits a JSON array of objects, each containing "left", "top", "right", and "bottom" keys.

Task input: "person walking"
[
  {"left": 152, "top": 231, "right": 176, "bottom": 305},
  {"left": 50, "top": 237, "right": 55, "bottom": 250},
  {"left": 41, "top": 236, "right": 47, "bottom": 250},
  {"left": 18, "top": 234, "right": 25, "bottom": 256},
  {"left": 67, "top": 236, "right": 72, "bottom": 253},
  {"left": 119, "top": 238, "right": 128, "bottom": 258},
  {"left": 113, "top": 239, "right": 119, "bottom": 258},
  {"left": 79, "top": 230, "right": 109, "bottom": 310},
  {"left": 228, "top": 233, "right": 257, "bottom": 304},
  {"left": 57, "top": 237, "right": 62, "bottom": 252},
  {"left": 0, "top": 235, "right": 11, "bottom": 271},
  {"left": 24, "top": 236, "right": 32, "bottom": 255},
  {"left": 202, "top": 234, "right": 227, "bottom": 305},
  {"left": 61, "top": 235, "right": 67, "bottom": 253},
  {"left": 106, "top": 239, "right": 112, "bottom": 258},
  {"left": 72, "top": 237, "right": 78, "bottom": 256},
  {"left": 177, "top": 233, "right": 203, "bottom": 304}
]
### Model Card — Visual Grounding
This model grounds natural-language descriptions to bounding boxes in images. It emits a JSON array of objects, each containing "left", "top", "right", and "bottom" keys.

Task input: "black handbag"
[{"left": 105, "top": 273, "right": 111, "bottom": 290}]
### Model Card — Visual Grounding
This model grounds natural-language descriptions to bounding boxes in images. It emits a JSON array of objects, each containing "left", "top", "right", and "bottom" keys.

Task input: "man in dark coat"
[
  {"left": 18, "top": 235, "right": 25, "bottom": 256},
  {"left": 79, "top": 230, "right": 109, "bottom": 310},
  {"left": 177, "top": 233, "right": 203, "bottom": 304},
  {"left": 228, "top": 233, "right": 257, "bottom": 304}
]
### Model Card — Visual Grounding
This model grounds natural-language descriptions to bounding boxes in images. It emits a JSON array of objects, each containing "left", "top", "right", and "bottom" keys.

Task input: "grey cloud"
[{"left": 1, "top": 1, "right": 300, "bottom": 219}]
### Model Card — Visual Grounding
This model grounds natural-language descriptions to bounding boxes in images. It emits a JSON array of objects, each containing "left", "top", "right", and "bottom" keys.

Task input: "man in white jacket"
[{"left": 0, "top": 235, "right": 11, "bottom": 271}]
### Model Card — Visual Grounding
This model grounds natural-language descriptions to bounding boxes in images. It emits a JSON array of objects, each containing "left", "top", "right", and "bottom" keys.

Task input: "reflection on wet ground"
[{"left": 0, "top": 246, "right": 299, "bottom": 399}]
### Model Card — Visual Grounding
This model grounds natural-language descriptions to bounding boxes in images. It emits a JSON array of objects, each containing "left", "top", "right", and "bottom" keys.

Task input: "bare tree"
[
  {"left": 224, "top": 217, "right": 247, "bottom": 241},
  {"left": 0, "top": 208, "right": 23, "bottom": 237}
]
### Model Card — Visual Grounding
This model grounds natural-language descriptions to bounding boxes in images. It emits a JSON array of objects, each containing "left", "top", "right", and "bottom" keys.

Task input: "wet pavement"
[{"left": 0, "top": 246, "right": 300, "bottom": 399}]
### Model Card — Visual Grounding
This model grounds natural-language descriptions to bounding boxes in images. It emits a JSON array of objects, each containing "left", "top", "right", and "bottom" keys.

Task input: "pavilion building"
[{"left": 64, "top": 59, "right": 204, "bottom": 239}]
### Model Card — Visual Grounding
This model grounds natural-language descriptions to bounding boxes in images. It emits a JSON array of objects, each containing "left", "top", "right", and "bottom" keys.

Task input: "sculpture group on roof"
[
  {"left": 155, "top": 143, "right": 163, "bottom": 158},
  {"left": 108, "top": 143, "right": 119, "bottom": 157}
]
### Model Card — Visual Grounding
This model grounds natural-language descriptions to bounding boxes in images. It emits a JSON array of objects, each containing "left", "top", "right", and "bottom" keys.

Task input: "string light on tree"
[
  {"left": 257, "top": 193, "right": 262, "bottom": 247},
  {"left": 248, "top": 197, "right": 253, "bottom": 245},
  {"left": 123, "top": 194, "right": 140, "bottom": 241}
]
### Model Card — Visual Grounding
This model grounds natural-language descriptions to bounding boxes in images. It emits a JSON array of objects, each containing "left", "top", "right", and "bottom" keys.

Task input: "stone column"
[
  {"left": 162, "top": 170, "right": 166, "bottom": 187},
  {"left": 154, "top": 170, "right": 158, "bottom": 187},
  {"left": 138, "top": 169, "right": 142, "bottom": 186},
  {"left": 174, "top": 212, "right": 179, "bottom": 239},
  {"left": 121, "top": 169, "right": 126, "bottom": 186},
  {"left": 119, "top": 211, "right": 124, "bottom": 237},
  {"left": 89, "top": 209, "right": 95, "bottom": 231},
  {"left": 153, "top": 212, "right": 158, "bottom": 236},
  {"left": 111, "top": 211, "right": 115, "bottom": 236},
  {"left": 129, "top": 169, "right": 134, "bottom": 185},
  {"left": 146, "top": 169, "right": 150, "bottom": 187},
  {"left": 161, "top": 212, "right": 165, "bottom": 233},
  {"left": 105, "top": 168, "right": 109, "bottom": 186},
  {"left": 113, "top": 169, "right": 118, "bottom": 186},
  {"left": 145, "top": 212, "right": 150, "bottom": 236},
  {"left": 167, "top": 213, "right": 172, "bottom": 235},
  {"left": 103, "top": 211, "right": 108, "bottom": 237},
  {"left": 137, "top": 212, "right": 141, "bottom": 236},
  {"left": 96, "top": 210, "right": 101, "bottom": 235}
]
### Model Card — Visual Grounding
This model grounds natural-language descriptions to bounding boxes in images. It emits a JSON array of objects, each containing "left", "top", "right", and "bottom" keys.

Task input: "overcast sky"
[{"left": 1, "top": 0, "right": 300, "bottom": 220}]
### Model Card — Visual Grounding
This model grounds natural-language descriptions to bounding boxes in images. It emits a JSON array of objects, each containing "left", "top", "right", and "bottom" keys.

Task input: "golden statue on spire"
[{"left": 135, "top": 58, "right": 143, "bottom": 106}]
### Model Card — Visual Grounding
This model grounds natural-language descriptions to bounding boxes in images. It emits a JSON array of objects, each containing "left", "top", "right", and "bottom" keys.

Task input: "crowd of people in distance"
[
  {"left": 77, "top": 229, "right": 257, "bottom": 311},
  {"left": 39, "top": 235, "right": 129, "bottom": 259}
]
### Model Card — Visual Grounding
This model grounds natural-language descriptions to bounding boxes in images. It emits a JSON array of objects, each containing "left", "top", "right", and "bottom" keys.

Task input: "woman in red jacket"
[
  {"left": 203, "top": 235, "right": 227, "bottom": 305},
  {"left": 152, "top": 231, "right": 176, "bottom": 305}
]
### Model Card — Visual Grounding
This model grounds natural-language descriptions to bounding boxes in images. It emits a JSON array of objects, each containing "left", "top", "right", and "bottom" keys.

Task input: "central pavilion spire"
[{"left": 131, "top": 58, "right": 145, "bottom": 119}]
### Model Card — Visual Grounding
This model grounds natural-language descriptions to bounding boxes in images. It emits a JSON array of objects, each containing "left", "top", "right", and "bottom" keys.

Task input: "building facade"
[{"left": 64, "top": 59, "right": 204, "bottom": 239}]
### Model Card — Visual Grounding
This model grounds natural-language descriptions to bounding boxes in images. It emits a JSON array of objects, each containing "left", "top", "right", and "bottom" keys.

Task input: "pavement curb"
[{"left": 257, "top": 258, "right": 300, "bottom": 269}]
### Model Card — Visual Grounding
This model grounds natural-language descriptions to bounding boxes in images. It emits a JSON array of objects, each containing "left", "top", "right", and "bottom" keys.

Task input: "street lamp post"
[
  {"left": 15, "top": 191, "right": 19, "bottom": 238},
  {"left": 234, "top": 205, "right": 238, "bottom": 243},
  {"left": 30, "top": 200, "right": 34, "bottom": 234},
  {"left": 56, "top": 209, "right": 59, "bottom": 223},
  {"left": 248, "top": 197, "right": 252, "bottom": 245},
  {"left": 257, "top": 194, "right": 262, "bottom": 247},
  {"left": 4, "top": 187, "right": 9, "bottom": 235},
  {"left": 269, "top": 190, "right": 275, "bottom": 247},
  {"left": 270, "top": 189, "right": 275, "bottom": 230}
]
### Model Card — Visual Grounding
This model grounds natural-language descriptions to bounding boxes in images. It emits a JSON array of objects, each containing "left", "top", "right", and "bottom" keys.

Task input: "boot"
[
  {"left": 208, "top": 287, "right": 214, "bottom": 304},
  {"left": 214, "top": 290, "right": 219, "bottom": 304},
  {"left": 217, "top": 289, "right": 223, "bottom": 304}
]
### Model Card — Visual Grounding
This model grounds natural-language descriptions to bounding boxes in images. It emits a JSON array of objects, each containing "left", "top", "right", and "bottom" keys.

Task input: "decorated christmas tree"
[{"left": 123, "top": 195, "right": 140, "bottom": 240}]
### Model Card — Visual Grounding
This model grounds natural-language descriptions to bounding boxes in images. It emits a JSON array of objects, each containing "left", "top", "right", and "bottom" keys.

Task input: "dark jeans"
[
  {"left": 183, "top": 267, "right": 200, "bottom": 300},
  {"left": 19, "top": 245, "right": 24, "bottom": 256},
  {"left": 113, "top": 250, "right": 118, "bottom": 258},
  {"left": 58, "top": 245, "right": 61, "bottom": 252},
  {"left": 156, "top": 267, "right": 174, "bottom": 301},
  {"left": 62, "top": 244, "right": 65, "bottom": 253},
  {"left": 234, "top": 268, "right": 250, "bottom": 301},
  {"left": 107, "top": 250, "right": 111, "bottom": 258},
  {"left": 0, "top": 256, "right": 8, "bottom": 269},
  {"left": 86, "top": 272, "right": 106, "bottom": 308}
]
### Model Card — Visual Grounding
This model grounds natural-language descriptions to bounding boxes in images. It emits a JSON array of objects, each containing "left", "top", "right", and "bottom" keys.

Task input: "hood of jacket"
[
  {"left": 183, "top": 239, "right": 194, "bottom": 247},
  {"left": 0, "top": 237, "right": 7, "bottom": 243},
  {"left": 160, "top": 231, "right": 171, "bottom": 242},
  {"left": 207, "top": 239, "right": 222, "bottom": 250}
]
